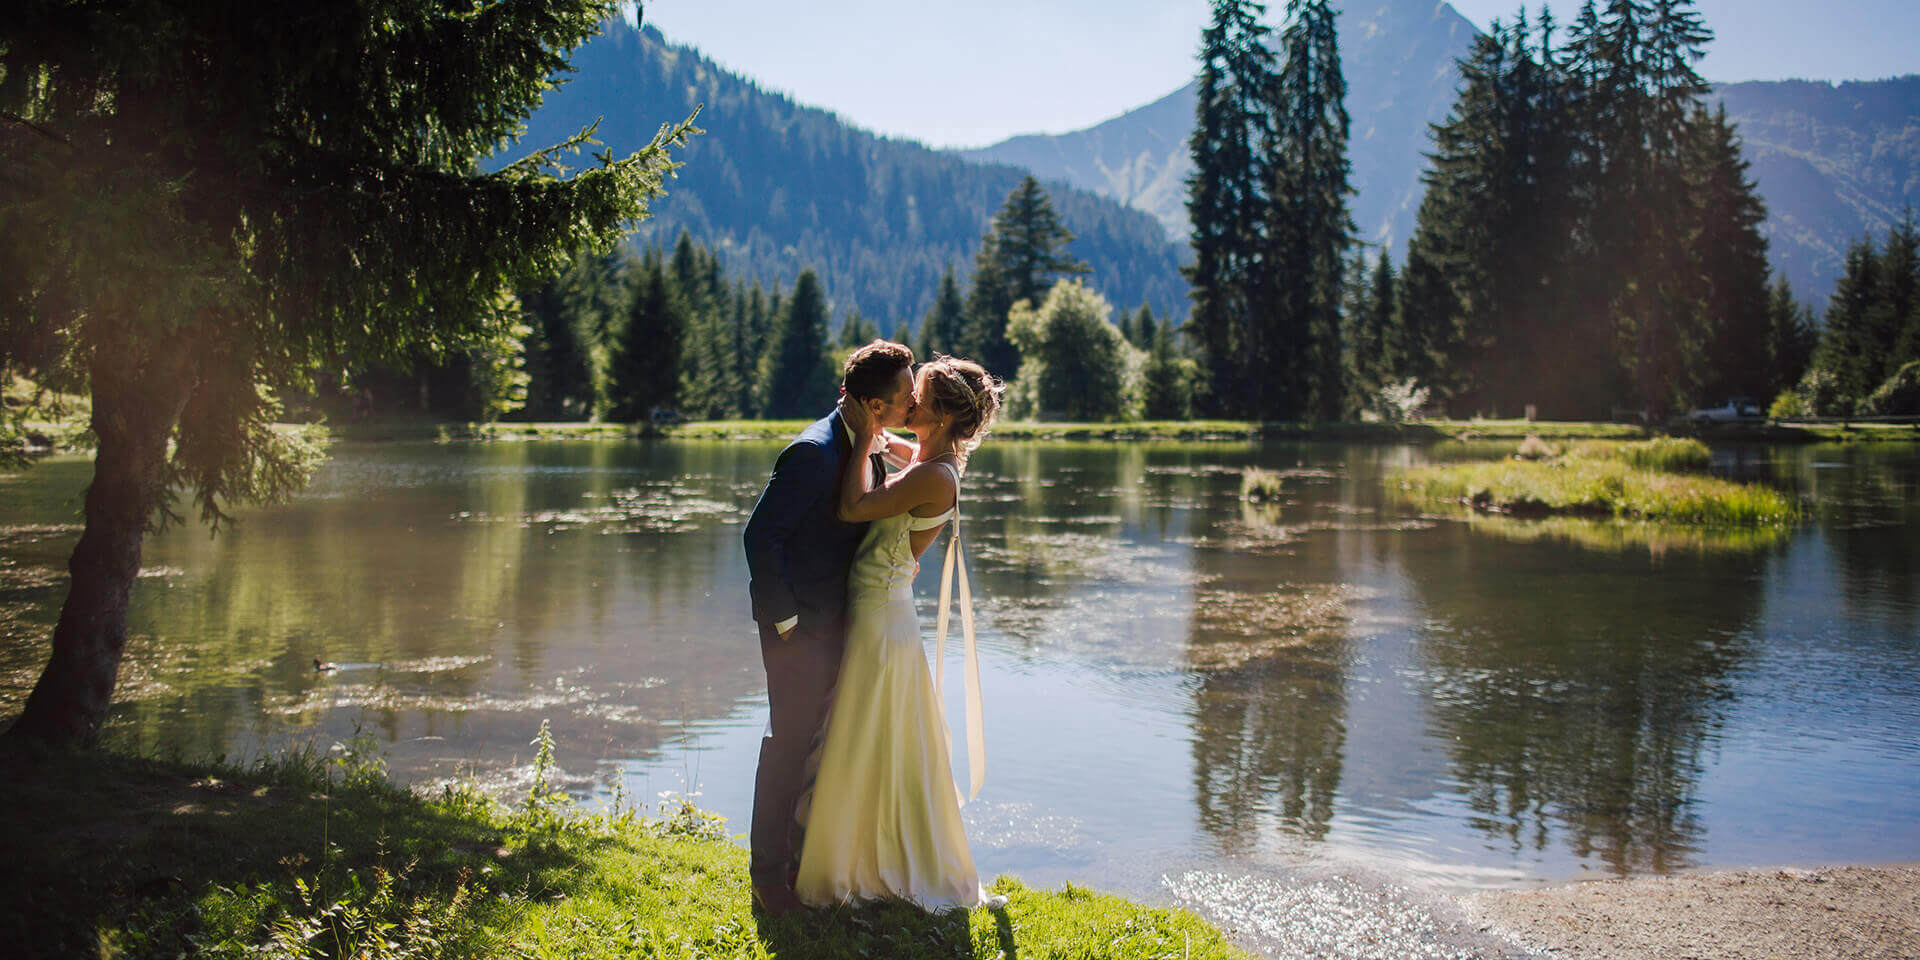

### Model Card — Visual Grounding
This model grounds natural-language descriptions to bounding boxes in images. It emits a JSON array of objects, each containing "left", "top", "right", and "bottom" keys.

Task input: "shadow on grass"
[
  {"left": 0, "top": 738, "right": 605, "bottom": 959},
  {"left": 753, "top": 896, "right": 1006, "bottom": 960}
]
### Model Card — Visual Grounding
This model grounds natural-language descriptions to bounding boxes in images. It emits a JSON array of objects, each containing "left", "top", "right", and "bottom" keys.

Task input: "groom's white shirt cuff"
[{"left": 778, "top": 428, "right": 886, "bottom": 637}]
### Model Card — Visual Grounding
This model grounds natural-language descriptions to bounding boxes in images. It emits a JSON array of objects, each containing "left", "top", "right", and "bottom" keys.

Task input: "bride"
[{"left": 793, "top": 354, "right": 1006, "bottom": 911}]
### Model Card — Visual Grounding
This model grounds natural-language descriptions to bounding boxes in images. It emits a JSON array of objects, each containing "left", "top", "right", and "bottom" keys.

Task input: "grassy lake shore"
[{"left": 0, "top": 741, "right": 1250, "bottom": 960}]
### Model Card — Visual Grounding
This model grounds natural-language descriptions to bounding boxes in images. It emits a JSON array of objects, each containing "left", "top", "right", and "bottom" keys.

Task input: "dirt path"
[{"left": 1462, "top": 866, "right": 1920, "bottom": 960}]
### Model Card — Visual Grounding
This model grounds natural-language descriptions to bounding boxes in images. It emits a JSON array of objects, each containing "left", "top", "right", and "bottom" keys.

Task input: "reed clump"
[
  {"left": 1241, "top": 467, "right": 1285, "bottom": 502},
  {"left": 1566, "top": 436, "right": 1711, "bottom": 472}
]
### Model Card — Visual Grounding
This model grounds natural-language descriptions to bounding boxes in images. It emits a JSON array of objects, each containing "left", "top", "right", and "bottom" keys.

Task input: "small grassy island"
[
  {"left": 0, "top": 737, "right": 1248, "bottom": 960},
  {"left": 1392, "top": 438, "right": 1801, "bottom": 525}
]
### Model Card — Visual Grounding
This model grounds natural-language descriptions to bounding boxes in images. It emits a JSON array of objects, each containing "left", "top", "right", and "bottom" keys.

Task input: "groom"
[{"left": 742, "top": 339, "right": 916, "bottom": 916}]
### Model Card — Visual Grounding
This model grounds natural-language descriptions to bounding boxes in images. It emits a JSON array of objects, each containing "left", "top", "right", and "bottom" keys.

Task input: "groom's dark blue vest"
[{"left": 743, "top": 410, "right": 885, "bottom": 630}]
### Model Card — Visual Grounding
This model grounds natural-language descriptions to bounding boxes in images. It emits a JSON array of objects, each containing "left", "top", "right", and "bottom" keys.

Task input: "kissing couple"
[{"left": 742, "top": 341, "right": 1007, "bottom": 916}]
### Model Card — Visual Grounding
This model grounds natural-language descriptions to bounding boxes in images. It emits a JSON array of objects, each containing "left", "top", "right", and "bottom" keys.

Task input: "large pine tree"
[
  {"left": 962, "top": 176, "right": 1088, "bottom": 378},
  {"left": 0, "top": 0, "right": 694, "bottom": 744},
  {"left": 1689, "top": 104, "right": 1773, "bottom": 403},
  {"left": 916, "top": 266, "right": 967, "bottom": 359},
  {"left": 762, "top": 270, "right": 835, "bottom": 417},
  {"left": 1265, "top": 0, "right": 1355, "bottom": 420},
  {"left": 1185, "top": 0, "right": 1275, "bottom": 417},
  {"left": 607, "top": 255, "right": 686, "bottom": 421}
]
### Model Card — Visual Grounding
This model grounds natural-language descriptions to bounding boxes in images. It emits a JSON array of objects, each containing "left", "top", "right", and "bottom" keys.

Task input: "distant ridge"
[
  {"left": 1716, "top": 75, "right": 1920, "bottom": 303},
  {"left": 511, "top": 19, "right": 1190, "bottom": 328}
]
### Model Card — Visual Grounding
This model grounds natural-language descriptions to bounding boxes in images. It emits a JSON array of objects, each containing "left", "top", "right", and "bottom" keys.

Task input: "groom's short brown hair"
[{"left": 842, "top": 340, "right": 914, "bottom": 401}]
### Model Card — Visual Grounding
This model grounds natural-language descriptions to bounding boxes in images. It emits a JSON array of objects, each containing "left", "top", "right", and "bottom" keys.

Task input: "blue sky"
[{"left": 634, "top": 1, "right": 1918, "bottom": 149}]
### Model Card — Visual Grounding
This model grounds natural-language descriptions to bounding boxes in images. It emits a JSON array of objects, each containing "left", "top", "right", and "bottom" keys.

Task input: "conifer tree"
[
  {"left": 0, "top": 0, "right": 694, "bottom": 743},
  {"left": 963, "top": 176, "right": 1089, "bottom": 377},
  {"left": 1265, "top": 0, "right": 1355, "bottom": 420},
  {"left": 1128, "top": 303, "right": 1159, "bottom": 349},
  {"left": 1186, "top": 0, "right": 1275, "bottom": 417},
  {"left": 762, "top": 270, "right": 835, "bottom": 417},
  {"left": 1142, "top": 325, "right": 1196, "bottom": 419},
  {"left": 1817, "top": 238, "right": 1882, "bottom": 407},
  {"left": 608, "top": 256, "right": 686, "bottom": 421},
  {"left": 1689, "top": 105, "right": 1773, "bottom": 402},
  {"left": 1763, "top": 277, "right": 1816, "bottom": 403},
  {"left": 836, "top": 308, "right": 880, "bottom": 350},
  {"left": 917, "top": 266, "right": 967, "bottom": 359},
  {"left": 1876, "top": 211, "right": 1920, "bottom": 374}
]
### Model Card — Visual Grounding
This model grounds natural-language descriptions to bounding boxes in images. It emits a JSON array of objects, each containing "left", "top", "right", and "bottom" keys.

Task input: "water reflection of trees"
[
  {"left": 4, "top": 441, "right": 782, "bottom": 783},
  {"left": 1183, "top": 444, "right": 1356, "bottom": 851},
  {"left": 1188, "top": 651, "right": 1347, "bottom": 849},
  {"left": 1396, "top": 532, "right": 1768, "bottom": 873}
]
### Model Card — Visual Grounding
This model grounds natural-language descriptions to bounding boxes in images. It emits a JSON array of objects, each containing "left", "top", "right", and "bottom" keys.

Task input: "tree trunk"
[{"left": 6, "top": 349, "right": 192, "bottom": 746}]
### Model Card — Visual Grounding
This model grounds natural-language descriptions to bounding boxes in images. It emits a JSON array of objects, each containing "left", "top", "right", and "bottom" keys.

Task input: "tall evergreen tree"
[
  {"left": 963, "top": 176, "right": 1089, "bottom": 377},
  {"left": 917, "top": 266, "right": 967, "bottom": 359},
  {"left": 1689, "top": 104, "right": 1773, "bottom": 403},
  {"left": 1343, "top": 252, "right": 1399, "bottom": 400},
  {"left": 1185, "top": 0, "right": 1275, "bottom": 417},
  {"left": 836, "top": 308, "right": 880, "bottom": 350},
  {"left": 1762, "top": 277, "right": 1816, "bottom": 403},
  {"left": 0, "top": 0, "right": 693, "bottom": 744},
  {"left": 1131, "top": 303, "right": 1159, "bottom": 349},
  {"left": 1141, "top": 324, "right": 1196, "bottom": 420},
  {"left": 1817, "top": 237, "right": 1883, "bottom": 407},
  {"left": 1262, "top": 0, "right": 1356, "bottom": 420},
  {"left": 762, "top": 270, "right": 835, "bottom": 417},
  {"left": 518, "top": 249, "right": 624, "bottom": 419},
  {"left": 608, "top": 255, "right": 686, "bottom": 421},
  {"left": 1877, "top": 211, "right": 1920, "bottom": 375}
]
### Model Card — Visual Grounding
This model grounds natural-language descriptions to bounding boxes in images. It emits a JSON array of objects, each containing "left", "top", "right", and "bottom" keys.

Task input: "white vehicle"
[{"left": 1688, "top": 397, "right": 1763, "bottom": 423}]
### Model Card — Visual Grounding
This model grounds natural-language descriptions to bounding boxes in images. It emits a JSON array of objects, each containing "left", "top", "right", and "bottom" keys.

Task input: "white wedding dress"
[{"left": 794, "top": 462, "right": 992, "bottom": 910}]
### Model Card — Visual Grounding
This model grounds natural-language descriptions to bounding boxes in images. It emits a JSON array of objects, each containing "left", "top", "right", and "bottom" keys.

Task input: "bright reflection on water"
[{"left": 2, "top": 439, "right": 1918, "bottom": 895}]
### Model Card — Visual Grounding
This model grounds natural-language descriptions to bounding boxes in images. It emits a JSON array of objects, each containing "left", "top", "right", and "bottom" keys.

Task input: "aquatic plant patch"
[{"left": 1393, "top": 457, "right": 1798, "bottom": 525}]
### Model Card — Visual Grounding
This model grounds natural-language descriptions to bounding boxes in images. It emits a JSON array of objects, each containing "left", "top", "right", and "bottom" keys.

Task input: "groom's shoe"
[{"left": 752, "top": 882, "right": 805, "bottom": 919}]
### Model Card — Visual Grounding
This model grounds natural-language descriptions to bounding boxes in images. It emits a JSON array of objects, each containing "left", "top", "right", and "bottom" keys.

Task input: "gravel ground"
[
  {"left": 1462, "top": 866, "right": 1920, "bottom": 960},
  {"left": 1164, "top": 869, "right": 1545, "bottom": 960}
]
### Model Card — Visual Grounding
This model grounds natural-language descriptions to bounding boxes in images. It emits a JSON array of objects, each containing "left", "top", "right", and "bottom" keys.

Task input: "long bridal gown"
[{"left": 794, "top": 462, "right": 991, "bottom": 910}]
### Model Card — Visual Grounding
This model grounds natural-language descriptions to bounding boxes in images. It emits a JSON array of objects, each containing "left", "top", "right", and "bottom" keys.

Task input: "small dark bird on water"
[{"left": 313, "top": 657, "right": 334, "bottom": 672}]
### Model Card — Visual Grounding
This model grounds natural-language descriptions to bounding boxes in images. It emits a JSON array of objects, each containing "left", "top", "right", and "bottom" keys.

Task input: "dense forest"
[
  {"left": 345, "top": 0, "right": 1920, "bottom": 427},
  {"left": 335, "top": 173, "right": 1191, "bottom": 424},
  {"left": 512, "top": 19, "right": 1190, "bottom": 331},
  {"left": 1222, "top": 0, "right": 1840, "bottom": 423}
]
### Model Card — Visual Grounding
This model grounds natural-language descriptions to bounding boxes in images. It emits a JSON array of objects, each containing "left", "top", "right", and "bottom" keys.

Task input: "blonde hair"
[{"left": 919, "top": 355, "right": 1004, "bottom": 466}]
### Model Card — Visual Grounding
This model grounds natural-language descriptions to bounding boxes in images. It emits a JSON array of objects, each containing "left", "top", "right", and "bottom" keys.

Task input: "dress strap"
[{"left": 931, "top": 463, "right": 984, "bottom": 806}]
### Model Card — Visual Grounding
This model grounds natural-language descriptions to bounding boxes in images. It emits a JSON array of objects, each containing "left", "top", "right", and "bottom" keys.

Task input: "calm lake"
[{"left": 3, "top": 438, "right": 1918, "bottom": 897}]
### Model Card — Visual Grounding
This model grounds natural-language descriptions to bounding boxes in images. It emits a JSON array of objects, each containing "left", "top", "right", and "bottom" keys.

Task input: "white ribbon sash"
[{"left": 931, "top": 508, "right": 985, "bottom": 805}]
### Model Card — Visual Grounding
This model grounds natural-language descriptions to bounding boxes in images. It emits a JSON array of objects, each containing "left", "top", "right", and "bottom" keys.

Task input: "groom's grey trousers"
[{"left": 751, "top": 615, "right": 847, "bottom": 886}]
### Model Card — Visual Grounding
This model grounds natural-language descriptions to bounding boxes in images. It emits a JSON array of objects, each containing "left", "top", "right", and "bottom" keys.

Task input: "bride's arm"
[
  {"left": 878, "top": 431, "right": 917, "bottom": 471},
  {"left": 838, "top": 457, "right": 944, "bottom": 523}
]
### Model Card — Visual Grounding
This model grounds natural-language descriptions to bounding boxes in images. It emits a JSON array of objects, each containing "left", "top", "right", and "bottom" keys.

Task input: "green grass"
[
  {"left": 1445, "top": 511, "right": 1793, "bottom": 554},
  {"left": 1566, "top": 437, "right": 1712, "bottom": 472},
  {"left": 1393, "top": 452, "right": 1799, "bottom": 525},
  {"left": 0, "top": 739, "right": 1250, "bottom": 960}
]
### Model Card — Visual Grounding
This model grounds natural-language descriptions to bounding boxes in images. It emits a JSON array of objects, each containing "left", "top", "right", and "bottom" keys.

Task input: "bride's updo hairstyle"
[{"left": 919, "top": 355, "right": 1004, "bottom": 467}]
